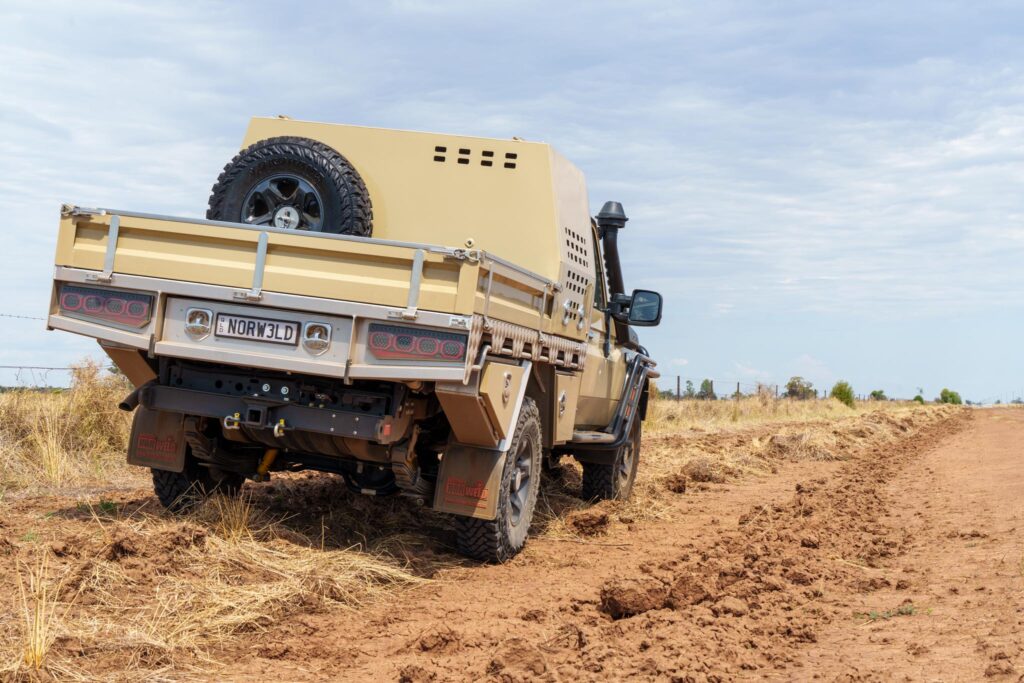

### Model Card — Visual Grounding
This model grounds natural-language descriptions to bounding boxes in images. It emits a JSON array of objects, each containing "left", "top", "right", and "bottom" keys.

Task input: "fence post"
[
  {"left": 736, "top": 381, "right": 740, "bottom": 399},
  {"left": 676, "top": 375, "right": 681, "bottom": 401}
]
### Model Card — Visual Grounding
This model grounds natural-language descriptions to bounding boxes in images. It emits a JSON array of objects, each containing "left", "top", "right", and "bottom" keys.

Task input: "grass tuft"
[
  {"left": 4, "top": 553, "right": 71, "bottom": 674},
  {"left": 0, "top": 360, "right": 134, "bottom": 491}
]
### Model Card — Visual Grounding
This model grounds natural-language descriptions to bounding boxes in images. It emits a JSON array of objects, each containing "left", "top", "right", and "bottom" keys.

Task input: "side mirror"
[
  {"left": 627, "top": 289, "right": 663, "bottom": 326},
  {"left": 611, "top": 289, "right": 663, "bottom": 326}
]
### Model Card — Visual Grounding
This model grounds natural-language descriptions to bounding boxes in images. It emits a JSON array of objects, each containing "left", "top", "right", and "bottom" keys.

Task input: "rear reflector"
[
  {"left": 58, "top": 284, "right": 153, "bottom": 330},
  {"left": 367, "top": 323, "right": 467, "bottom": 363}
]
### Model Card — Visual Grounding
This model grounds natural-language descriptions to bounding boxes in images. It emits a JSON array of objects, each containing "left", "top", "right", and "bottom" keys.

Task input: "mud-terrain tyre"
[
  {"left": 454, "top": 398, "right": 542, "bottom": 563},
  {"left": 151, "top": 450, "right": 244, "bottom": 513},
  {"left": 580, "top": 420, "right": 641, "bottom": 501},
  {"left": 206, "top": 136, "right": 372, "bottom": 236}
]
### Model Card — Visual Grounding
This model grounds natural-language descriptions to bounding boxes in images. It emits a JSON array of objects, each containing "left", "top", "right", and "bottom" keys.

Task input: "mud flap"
[
  {"left": 127, "top": 407, "right": 186, "bottom": 473},
  {"left": 433, "top": 444, "right": 506, "bottom": 520}
]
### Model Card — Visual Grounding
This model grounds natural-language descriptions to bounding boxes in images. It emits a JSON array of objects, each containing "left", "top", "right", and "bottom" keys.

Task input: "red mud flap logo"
[
  {"left": 443, "top": 478, "right": 489, "bottom": 509},
  {"left": 135, "top": 433, "right": 179, "bottom": 466}
]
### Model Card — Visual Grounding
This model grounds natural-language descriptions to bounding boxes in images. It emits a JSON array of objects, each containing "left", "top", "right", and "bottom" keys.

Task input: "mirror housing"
[{"left": 611, "top": 289, "right": 663, "bottom": 327}]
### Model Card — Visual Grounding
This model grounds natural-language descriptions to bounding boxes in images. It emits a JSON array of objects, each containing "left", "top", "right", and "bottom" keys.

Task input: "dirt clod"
[
  {"left": 665, "top": 473, "right": 688, "bottom": 493},
  {"left": 568, "top": 508, "right": 610, "bottom": 536},
  {"left": 398, "top": 665, "right": 437, "bottom": 683},
  {"left": 681, "top": 456, "right": 726, "bottom": 483},
  {"left": 106, "top": 532, "right": 139, "bottom": 560},
  {"left": 713, "top": 596, "right": 749, "bottom": 617},
  {"left": 984, "top": 660, "right": 1015, "bottom": 677},
  {"left": 600, "top": 576, "right": 669, "bottom": 619},
  {"left": 417, "top": 627, "right": 461, "bottom": 653},
  {"left": 49, "top": 540, "right": 74, "bottom": 557}
]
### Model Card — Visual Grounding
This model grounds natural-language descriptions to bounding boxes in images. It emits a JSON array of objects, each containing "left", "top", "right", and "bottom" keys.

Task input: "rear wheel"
[
  {"left": 580, "top": 420, "right": 641, "bottom": 501},
  {"left": 206, "top": 136, "right": 372, "bottom": 236},
  {"left": 151, "top": 449, "right": 244, "bottom": 512},
  {"left": 454, "top": 398, "right": 542, "bottom": 563}
]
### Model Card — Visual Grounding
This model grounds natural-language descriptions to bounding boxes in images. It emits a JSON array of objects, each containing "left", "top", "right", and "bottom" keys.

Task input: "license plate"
[{"left": 214, "top": 313, "right": 299, "bottom": 346}]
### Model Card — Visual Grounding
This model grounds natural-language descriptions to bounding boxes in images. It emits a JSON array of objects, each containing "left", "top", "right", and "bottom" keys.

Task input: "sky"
[{"left": 2, "top": 0, "right": 1024, "bottom": 402}]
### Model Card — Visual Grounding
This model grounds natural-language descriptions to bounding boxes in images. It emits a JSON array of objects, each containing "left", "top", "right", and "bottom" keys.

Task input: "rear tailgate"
[{"left": 53, "top": 207, "right": 476, "bottom": 315}]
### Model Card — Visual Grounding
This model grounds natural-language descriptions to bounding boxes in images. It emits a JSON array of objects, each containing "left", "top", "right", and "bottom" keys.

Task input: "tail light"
[
  {"left": 367, "top": 323, "right": 467, "bottom": 363},
  {"left": 58, "top": 284, "right": 153, "bottom": 330}
]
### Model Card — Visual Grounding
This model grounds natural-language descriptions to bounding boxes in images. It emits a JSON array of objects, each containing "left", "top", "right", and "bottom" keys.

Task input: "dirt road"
[{"left": 214, "top": 409, "right": 1022, "bottom": 682}]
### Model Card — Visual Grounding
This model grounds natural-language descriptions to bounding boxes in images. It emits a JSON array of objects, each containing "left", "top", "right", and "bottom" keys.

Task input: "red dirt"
[
  {"left": 205, "top": 408, "right": 1024, "bottom": 682},
  {"left": 7, "top": 407, "right": 1024, "bottom": 681}
]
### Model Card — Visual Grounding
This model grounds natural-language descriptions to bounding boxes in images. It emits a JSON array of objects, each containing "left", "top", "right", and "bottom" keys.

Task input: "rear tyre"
[
  {"left": 454, "top": 398, "right": 542, "bottom": 563},
  {"left": 151, "top": 449, "right": 244, "bottom": 512},
  {"left": 206, "top": 136, "right": 372, "bottom": 236},
  {"left": 580, "top": 420, "right": 641, "bottom": 501}
]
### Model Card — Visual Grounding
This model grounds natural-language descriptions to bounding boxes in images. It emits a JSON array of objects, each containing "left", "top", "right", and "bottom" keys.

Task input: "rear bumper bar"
[{"left": 138, "top": 385, "right": 386, "bottom": 442}]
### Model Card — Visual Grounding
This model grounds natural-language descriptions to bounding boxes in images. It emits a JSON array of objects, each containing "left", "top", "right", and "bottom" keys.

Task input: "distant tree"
[
  {"left": 995, "top": 399, "right": 1003, "bottom": 405},
  {"left": 1013, "top": 398, "right": 1024, "bottom": 405},
  {"left": 697, "top": 379, "right": 716, "bottom": 400},
  {"left": 912, "top": 395, "right": 925, "bottom": 404},
  {"left": 785, "top": 376, "right": 815, "bottom": 400},
  {"left": 684, "top": 380, "right": 697, "bottom": 399},
  {"left": 830, "top": 380, "right": 855, "bottom": 408},
  {"left": 937, "top": 388, "right": 963, "bottom": 405},
  {"left": 869, "top": 389, "right": 887, "bottom": 401}
]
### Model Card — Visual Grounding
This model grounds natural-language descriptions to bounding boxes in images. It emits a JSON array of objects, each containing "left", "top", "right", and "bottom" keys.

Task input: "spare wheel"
[{"left": 206, "top": 135, "right": 372, "bottom": 236}]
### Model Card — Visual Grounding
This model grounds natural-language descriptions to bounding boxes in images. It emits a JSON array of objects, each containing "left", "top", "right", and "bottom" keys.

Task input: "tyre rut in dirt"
[
  {"left": 206, "top": 136, "right": 373, "bottom": 236},
  {"left": 455, "top": 398, "right": 543, "bottom": 563},
  {"left": 581, "top": 420, "right": 641, "bottom": 501},
  {"left": 151, "top": 449, "right": 244, "bottom": 512}
]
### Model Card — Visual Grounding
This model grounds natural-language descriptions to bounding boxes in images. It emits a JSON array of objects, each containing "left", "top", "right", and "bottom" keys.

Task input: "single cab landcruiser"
[{"left": 47, "top": 117, "right": 662, "bottom": 561}]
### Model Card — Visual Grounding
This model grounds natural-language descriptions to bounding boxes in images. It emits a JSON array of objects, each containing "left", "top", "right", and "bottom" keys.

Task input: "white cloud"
[{"left": 733, "top": 361, "right": 771, "bottom": 381}]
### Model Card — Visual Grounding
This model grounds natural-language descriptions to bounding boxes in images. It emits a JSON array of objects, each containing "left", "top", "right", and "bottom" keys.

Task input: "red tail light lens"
[
  {"left": 367, "top": 323, "right": 467, "bottom": 362},
  {"left": 58, "top": 284, "right": 153, "bottom": 330}
]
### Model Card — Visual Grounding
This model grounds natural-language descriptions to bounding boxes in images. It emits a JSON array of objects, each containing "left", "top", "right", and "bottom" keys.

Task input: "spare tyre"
[{"left": 206, "top": 136, "right": 372, "bottom": 236}]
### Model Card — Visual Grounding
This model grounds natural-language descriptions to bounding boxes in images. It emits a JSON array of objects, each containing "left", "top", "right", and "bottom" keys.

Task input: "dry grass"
[
  {"left": 0, "top": 360, "right": 135, "bottom": 491},
  {"left": 645, "top": 393, "right": 916, "bottom": 434},
  {"left": 7, "top": 554, "right": 68, "bottom": 674},
  {"left": 0, "top": 494, "right": 427, "bottom": 679}
]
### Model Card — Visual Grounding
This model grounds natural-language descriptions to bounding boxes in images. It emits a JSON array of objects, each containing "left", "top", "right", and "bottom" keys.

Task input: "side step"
[{"left": 571, "top": 430, "right": 617, "bottom": 444}]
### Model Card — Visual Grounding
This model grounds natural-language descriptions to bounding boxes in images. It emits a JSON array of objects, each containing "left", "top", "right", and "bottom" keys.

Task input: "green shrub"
[
  {"left": 869, "top": 389, "right": 887, "bottom": 401},
  {"left": 830, "top": 380, "right": 855, "bottom": 408},
  {"left": 697, "top": 379, "right": 716, "bottom": 401},
  {"left": 785, "top": 376, "right": 815, "bottom": 400},
  {"left": 938, "top": 388, "right": 962, "bottom": 405},
  {"left": 912, "top": 395, "right": 925, "bottom": 404}
]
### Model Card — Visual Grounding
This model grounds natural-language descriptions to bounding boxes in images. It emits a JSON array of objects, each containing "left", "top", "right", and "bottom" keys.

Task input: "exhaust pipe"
[
  {"left": 595, "top": 201, "right": 629, "bottom": 343},
  {"left": 118, "top": 380, "right": 155, "bottom": 412}
]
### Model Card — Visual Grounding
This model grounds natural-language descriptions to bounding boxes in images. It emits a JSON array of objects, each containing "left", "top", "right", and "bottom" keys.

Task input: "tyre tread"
[
  {"left": 454, "top": 399, "right": 541, "bottom": 563},
  {"left": 206, "top": 136, "right": 373, "bottom": 236}
]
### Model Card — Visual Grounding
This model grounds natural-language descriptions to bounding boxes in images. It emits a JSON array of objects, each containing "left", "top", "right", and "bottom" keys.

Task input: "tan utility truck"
[{"left": 47, "top": 118, "right": 662, "bottom": 562}]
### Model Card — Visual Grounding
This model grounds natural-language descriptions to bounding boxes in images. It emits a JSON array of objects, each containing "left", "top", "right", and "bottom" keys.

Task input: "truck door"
[{"left": 576, "top": 225, "right": 625, "bottom": 428}]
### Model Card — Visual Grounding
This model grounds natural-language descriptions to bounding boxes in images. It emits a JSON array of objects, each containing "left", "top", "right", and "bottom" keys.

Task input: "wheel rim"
[
  {"left": 242, "top": 174, "right": 324, "bottom": 231},
  {"left": 508, "top": 437, "right": 534, "bottom": 527},
  {"left": 616, "top": 438, "right": 636, "bottom": 491}
]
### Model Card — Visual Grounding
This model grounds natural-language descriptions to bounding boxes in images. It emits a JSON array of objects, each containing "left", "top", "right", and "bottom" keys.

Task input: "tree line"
[{"left": 661, "top": 376, "right": 967, "bottom": 407}]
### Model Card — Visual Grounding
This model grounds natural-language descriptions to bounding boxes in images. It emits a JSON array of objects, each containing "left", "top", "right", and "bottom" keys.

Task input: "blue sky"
[{"left": 2, "top": 1, "right": 1024, "bottom": 402}]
